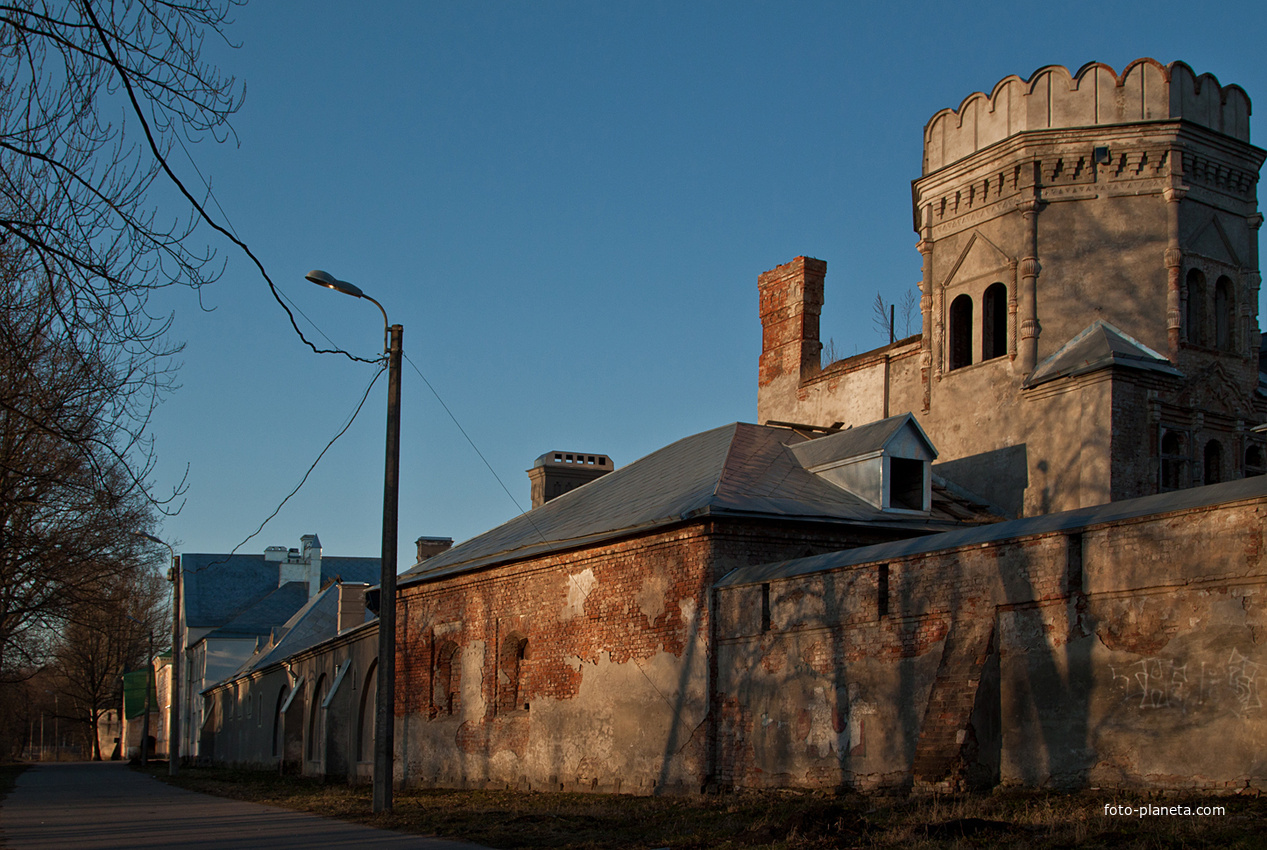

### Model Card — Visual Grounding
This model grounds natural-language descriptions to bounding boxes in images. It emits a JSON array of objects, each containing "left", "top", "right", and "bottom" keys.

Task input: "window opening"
[
  {"left": 982, "top": 283, "right": 1007, "bottom": 360},
  {"left": 948, "top": 294, "right": 973, "bottom": 370}
]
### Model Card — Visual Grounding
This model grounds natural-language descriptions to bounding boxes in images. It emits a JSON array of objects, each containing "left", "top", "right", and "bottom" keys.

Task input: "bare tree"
[
  {"left": 0, "top": 260, "right": 161, "bottom": 681},
  {"left": 0, "top": 1, "right": 243, "bottom": 681},
  {"left": 54, "top": 567, "right": 167, "bottom": 760},
  {"left": 872, "top": 289, "right": 920, "bottom": 343}
]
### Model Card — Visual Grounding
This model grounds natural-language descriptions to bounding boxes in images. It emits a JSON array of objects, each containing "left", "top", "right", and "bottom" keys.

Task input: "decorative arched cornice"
[{"left": 923, "top": 60, "right": 1253, "bottom": 175}]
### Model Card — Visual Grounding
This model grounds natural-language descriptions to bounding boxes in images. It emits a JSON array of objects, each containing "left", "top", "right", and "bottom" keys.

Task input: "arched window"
[
  {"left": 1246, "top": 445, "right": 1266, "bottom": 478},
  {"left": 1186, "top": 269, "right": 1207, "bottom": 346},
  {"left": 981, "top": 283, "right": 1007, "bottom": 361},
  {"left": 307, "top": 674, "right": 327, "bottom": 763},
  {"left": 271, "top": 686, "right": 286, "bottom": 758},
  {"left": 948, "top": 294, "right": 973, "bottom": 370},
  {"left": 1204, "top": 440, "right": 1223, "bottom": 486},
  {"left": 356, "top": 662, "right": 375, "bottom": 762},
  {"left": 433, "top": 641, "right": 460, "bottom": 717},
  {"left": 1160, "top": 430, "right": 1188, "bottom": 492},
  {"left": 1215, "top": 276, "right": 1234, "bottom": 352}
]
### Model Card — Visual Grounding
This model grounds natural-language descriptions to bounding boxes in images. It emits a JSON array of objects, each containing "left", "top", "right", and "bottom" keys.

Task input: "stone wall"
[{"left": 714, "top": 481, "right": 1267, "bottom": 791}]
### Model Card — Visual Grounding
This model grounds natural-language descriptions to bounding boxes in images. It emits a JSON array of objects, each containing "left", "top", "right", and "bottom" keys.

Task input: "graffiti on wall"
[{"left": 1108, "top": 649, "right": 1261, "bottom": 718}]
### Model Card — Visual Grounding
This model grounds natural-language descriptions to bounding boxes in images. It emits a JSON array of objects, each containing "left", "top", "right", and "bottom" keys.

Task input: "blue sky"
[{"left": 147, "top": 0, "right": 1267, "bottom": 569}]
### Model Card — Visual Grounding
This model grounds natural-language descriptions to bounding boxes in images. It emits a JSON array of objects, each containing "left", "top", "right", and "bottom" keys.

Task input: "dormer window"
[{"left": 789, "top": 413, "right": 937, "bottom": 514}]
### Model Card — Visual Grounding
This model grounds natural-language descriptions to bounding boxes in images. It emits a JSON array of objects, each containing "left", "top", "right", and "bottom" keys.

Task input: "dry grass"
[{"left": 139, "top": 767, "right": 1267, "bottom": 849}]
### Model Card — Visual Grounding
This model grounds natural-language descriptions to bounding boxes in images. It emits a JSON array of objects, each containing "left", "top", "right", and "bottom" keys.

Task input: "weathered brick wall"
[
  {"left": 715, "top": 491, "right": 1267, "bottom": 791},
  {"left": 393, "top": 518, "right": 908, "bottom": 793}
]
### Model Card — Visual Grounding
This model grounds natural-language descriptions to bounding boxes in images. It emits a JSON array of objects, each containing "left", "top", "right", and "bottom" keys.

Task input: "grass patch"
[{"left": 138, "top": 767, "right": 1267, "bottom": 849}]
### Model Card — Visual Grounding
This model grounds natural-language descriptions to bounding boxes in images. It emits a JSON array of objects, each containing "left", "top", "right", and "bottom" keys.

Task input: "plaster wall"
[{"left": 715, "top": 489, "right": 1267, "bottom": 791}]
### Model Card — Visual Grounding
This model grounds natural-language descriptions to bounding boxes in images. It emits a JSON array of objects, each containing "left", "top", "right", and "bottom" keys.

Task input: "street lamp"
[
  {"left": 306, "top": 269, "right": 402, "bottom": 814},
  {"left": 139, "top": 531, "right": 180, "bottom": 776}
]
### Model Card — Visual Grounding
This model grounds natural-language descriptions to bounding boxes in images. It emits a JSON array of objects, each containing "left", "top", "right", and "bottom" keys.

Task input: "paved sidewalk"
[{"left": 0, "top": 761, "right": 492, "bottom": 849}]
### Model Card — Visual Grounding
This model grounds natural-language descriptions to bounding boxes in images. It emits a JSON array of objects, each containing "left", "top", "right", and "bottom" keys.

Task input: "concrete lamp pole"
[
  {"left": 306, "top": 269, "right": 402, "bottom": 814},
  {"left": 139, "top": 532, "right": 179, "bottom": 776}
]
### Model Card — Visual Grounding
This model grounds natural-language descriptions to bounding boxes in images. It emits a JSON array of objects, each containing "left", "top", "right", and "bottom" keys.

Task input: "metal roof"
[
  {"left": 717, "top": 474, "right": 1267, "bottom": 588},
  {"left": 180, "top": 551, "right": 379, "bottom": 632},
  {"left": 401, "top": 422, "right": 982, "bottom": 587},
  {"left": 1024, "top": 320, "right": 1182, "bottom": 388},
  {"left": 231, "top": 582, "right": 354, "bottom": 678}
]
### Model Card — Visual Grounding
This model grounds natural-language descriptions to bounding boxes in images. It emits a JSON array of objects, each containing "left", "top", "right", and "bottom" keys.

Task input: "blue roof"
[{"left": 180, "top": 550, "right": 379, "bottom": 633}]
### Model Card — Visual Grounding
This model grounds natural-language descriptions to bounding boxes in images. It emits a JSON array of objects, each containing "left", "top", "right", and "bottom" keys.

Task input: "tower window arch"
[
  {"left": 1214, "top": 276, "right": 1234, "bottom": 352},
  {"left": 1185, "top": 269, "right": 1207, "bottom": 346},
  {"left": 982, "top": 282, "right": 1007, "bottom": 361},
  {"left": 948, "top": 294, "right": 973, "bottom": 370}
]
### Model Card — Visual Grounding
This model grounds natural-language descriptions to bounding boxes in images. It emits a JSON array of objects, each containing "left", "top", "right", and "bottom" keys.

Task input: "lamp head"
[{"left": 306, "top": 269, "right": 364, "bottom": 299}]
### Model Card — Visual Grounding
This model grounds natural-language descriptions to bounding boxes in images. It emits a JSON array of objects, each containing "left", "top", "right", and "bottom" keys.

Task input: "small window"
[
  {"left": 1204, "top": 440, "right": 1223, "bottom": 486},
  {"left": 982, "top": 283, "right": 1007, "bottom": 360},
  {"left": 1186, "top": 269, "right": 1207, "bottom": 346},
  {"left": 433, "top": 641, "right": 460, "bottom": 717},
  {"left": 888, "top": 457, "right": 926, "bottom": 511},
  {"left": 1160, "top": 430, "right": 1188, "bottom": 492},
  {"left": 1215, "top": 276, "right": 1234, "bottom": 352},
  {"left": 877, "top": 565, "right": 890, "bottom": 619},
  {"left": 1246, "top": 445, "right": 1266, "bottom": 478},
  {"left": 948, "top": 294, "right": 973, "bottom": 370},
  {"left": 499, "top": 634, "right": 529, "bottom": 713}
]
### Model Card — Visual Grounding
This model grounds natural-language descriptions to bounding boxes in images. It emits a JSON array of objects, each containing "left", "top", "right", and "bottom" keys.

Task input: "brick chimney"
[
  {"left": 758, "top": 257, "right": 825, "bottom": 422},
  {"left": 528, "top": 451, "right": 614, "bottom": 508},
  {"left": 415, "top": 536, "right": 453, "bottom": 563}
]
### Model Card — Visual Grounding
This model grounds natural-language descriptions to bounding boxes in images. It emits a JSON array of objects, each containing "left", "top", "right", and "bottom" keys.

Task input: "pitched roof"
[
  {"left": 401, "top": 421, "right": 989, "bottom": 587},
  {"left": 1024, "top": 320, "right": 1181, "bottom": 388},
  {"left": 231, "top": 583, "right": 370, "bottom": 678},
  {"left": 180, "top": 551, "right": 379, "bottom": 632},
  {"left": 718, "top": 474, "right": 1267, "bottom": 588}
]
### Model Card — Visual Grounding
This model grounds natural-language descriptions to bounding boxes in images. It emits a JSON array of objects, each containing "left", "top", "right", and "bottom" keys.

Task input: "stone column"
[
  {"left": 1163, "top": 187, "right": 1187, "bottom": 358},
  {"left": 918, "top": 204, "right": 934, "bottom": 412},
  {"left": 1018, "top": 193, "right": 1042, "bottom": 375}
]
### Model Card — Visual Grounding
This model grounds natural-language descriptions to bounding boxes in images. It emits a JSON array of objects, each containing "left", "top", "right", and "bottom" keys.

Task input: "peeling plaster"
[
  {"left": 636, "top": 571, "right": 668, "bottom": 624},
  {"left": 562, "top": 568, "right": 597, "bottom": 620}
]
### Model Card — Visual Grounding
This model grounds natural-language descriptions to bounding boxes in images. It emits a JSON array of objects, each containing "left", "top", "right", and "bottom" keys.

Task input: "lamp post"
[
  {"left": 306, "top": 269, "right": 401, "bottom": 814},
  {"left": 139, "top": 532, "right": 179, "bottom": 776}
]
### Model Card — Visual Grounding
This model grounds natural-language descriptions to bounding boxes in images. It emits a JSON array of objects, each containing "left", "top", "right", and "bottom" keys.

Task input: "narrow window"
[
  {"left": 1215, "top": 276, "right": 1234, "bottom": 352},
  {"left": 948, "top": 294, "right": 973, "bottom": 370},
  {"left": 1246, "top": 445, "right": 1265, "bottom": 478},
  {"left": 1186, "top": 269, "right": 1207, "bottom": 346},
  {"left": 877, "top": 565, "right": 890, "bottom": 619},
  {"left": 1160, "top": 430, "right": 1188, "bottom": 492},
  {"left": 307, "top": 675, "right": 327, "bottom": 762},
  {"left": 1204, "top": 440, "right": 1223, "bottom": 486},
  {"left": 499, "top": 633, "right": 529, "bottom": 713},
  {"left": 433, "top": 641, "right": 459, "bottom": 717},
  {"left": 760, "top": 583, "right": 771, "bottom": 632},
  {"left": 981, "top": 283, "right": 1007, "bottom": 360},
  {"left": 356, "top": 662, "right": 376, "bottom": 762},
  {"left": 272, "top": 686, "right": 286, "bottom": 758}
]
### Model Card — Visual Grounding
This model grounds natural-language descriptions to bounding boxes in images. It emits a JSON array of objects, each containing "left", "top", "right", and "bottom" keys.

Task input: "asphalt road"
[{"left": 0, "top": 761, "right": 492, "bottom": 850}]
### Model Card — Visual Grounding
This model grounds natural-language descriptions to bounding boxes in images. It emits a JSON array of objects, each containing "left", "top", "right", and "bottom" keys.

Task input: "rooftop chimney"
[
  {"left": 277, "top": 534, "right": 323, "bottom": 597},
  {"left": 527, "top": 451, "right": 614, "bottom": 508},
  {"left": 337, "top": 583, "right": 369, "bottom": 633},
  {"left": 415, "top": 536, "right": 453, "bottom": 564}
]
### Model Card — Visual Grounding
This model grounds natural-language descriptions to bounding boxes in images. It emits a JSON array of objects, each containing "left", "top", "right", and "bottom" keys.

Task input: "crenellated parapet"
[{"left": 924, "top": 59, "right": 1252, "bottom": 174}]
